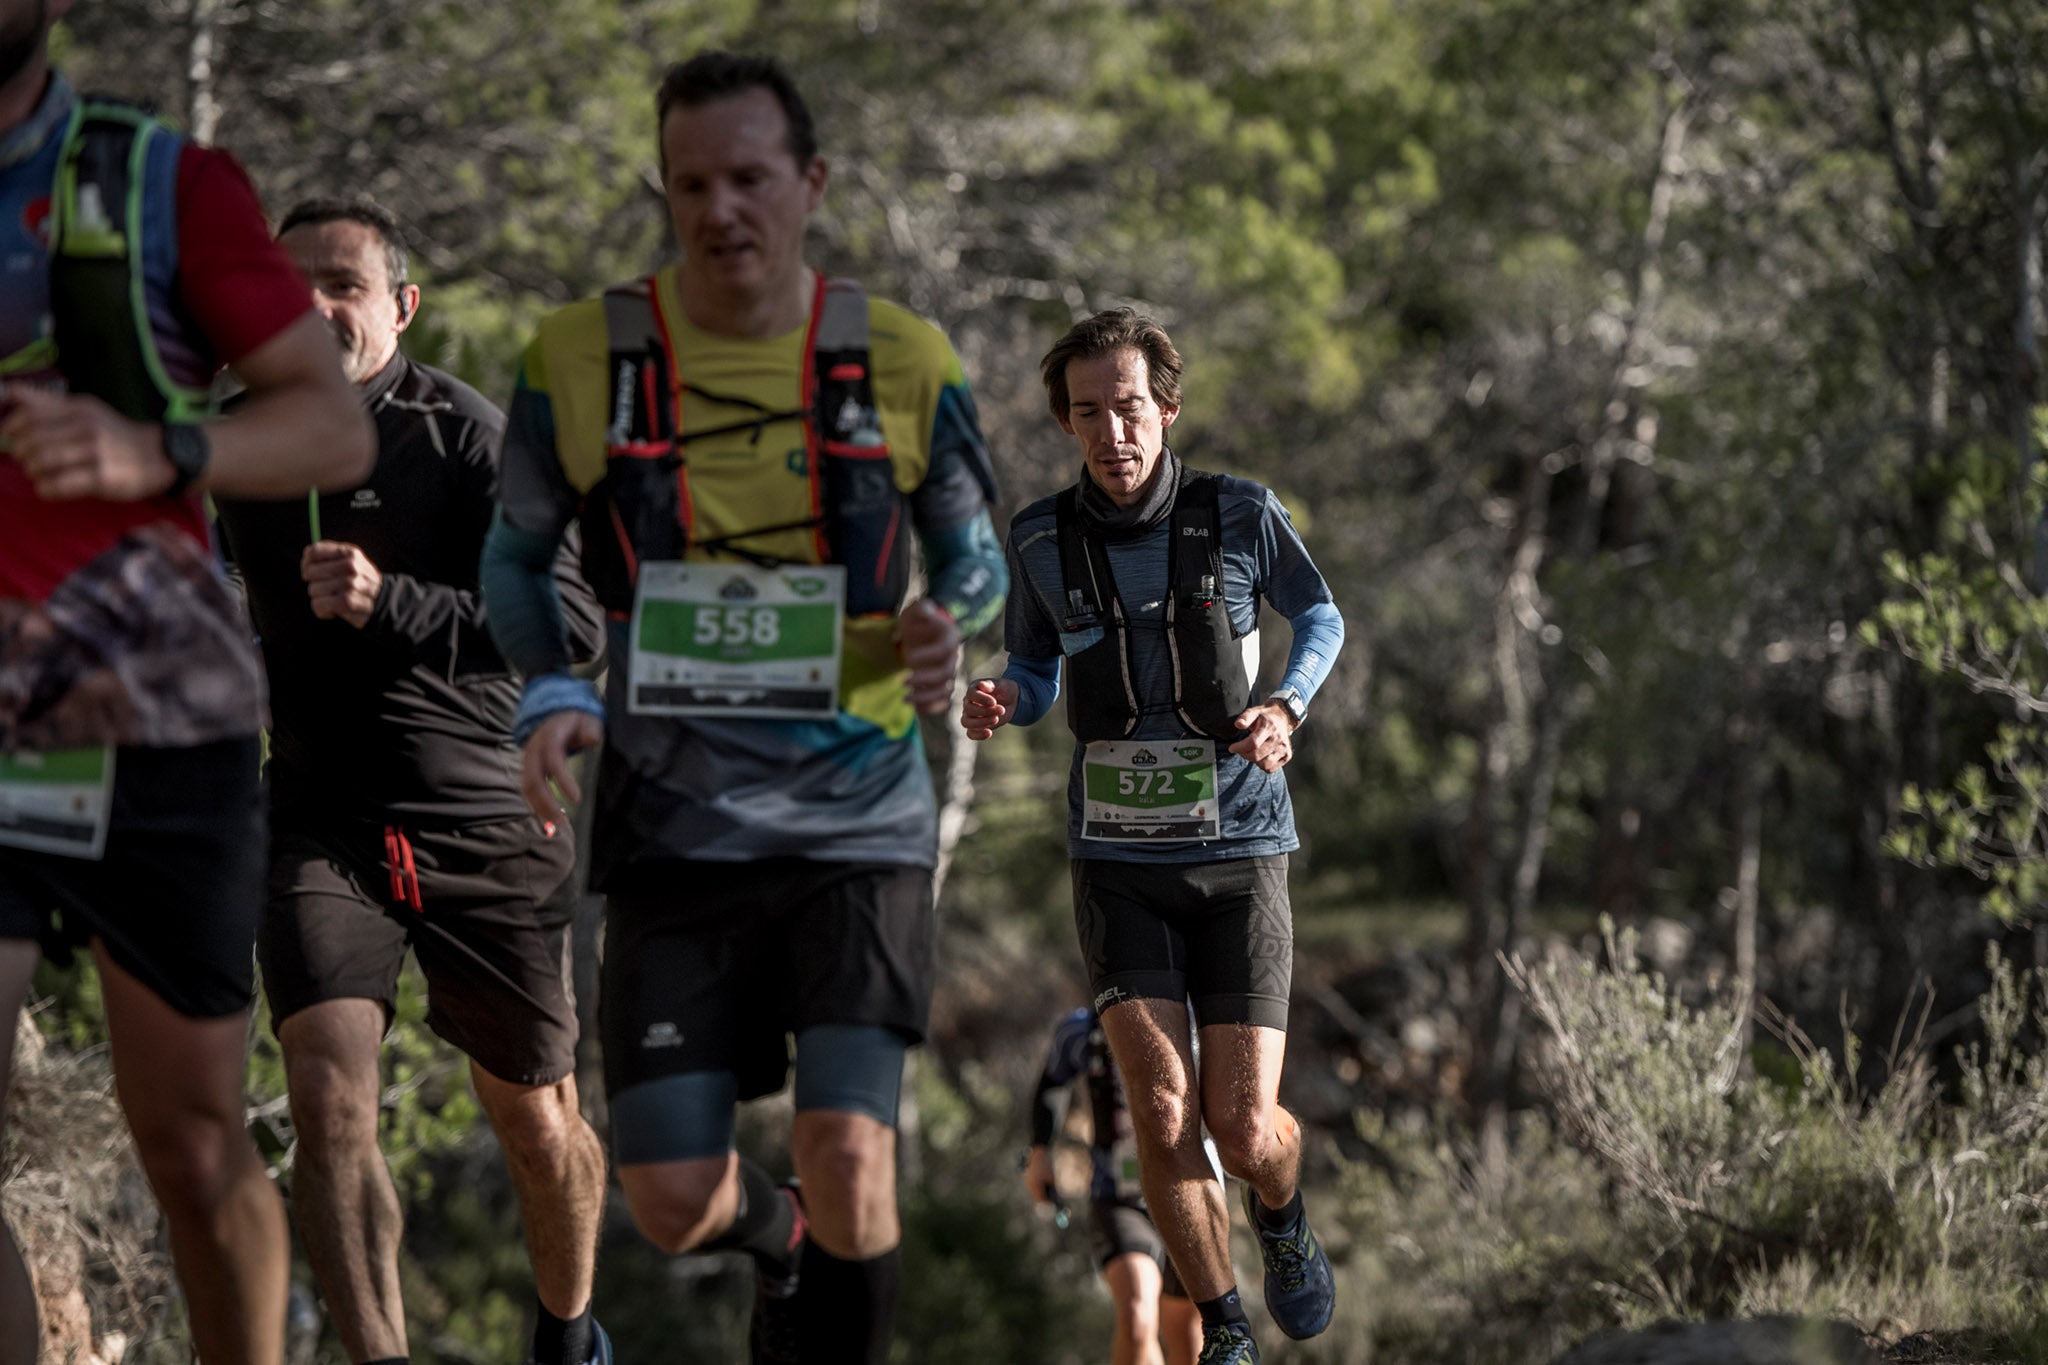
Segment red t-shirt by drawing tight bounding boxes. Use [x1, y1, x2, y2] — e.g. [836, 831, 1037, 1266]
[0, 144, 311, 601]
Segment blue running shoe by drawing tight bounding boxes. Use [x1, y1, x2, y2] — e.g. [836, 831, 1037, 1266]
[1196, 1322, 1260, 1364]
[1243, 1185, 1335, 1340]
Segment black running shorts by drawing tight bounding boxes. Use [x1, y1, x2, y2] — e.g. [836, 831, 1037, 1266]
[259, 814, 581, 1086]
[600, 858, 934, 1104]
[1071, 855, 1292, 1031]
[1090, 1197, 1188, 1298]
[0, 738, 265, 1019]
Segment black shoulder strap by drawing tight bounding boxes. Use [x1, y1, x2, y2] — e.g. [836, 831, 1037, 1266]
[599, 279, 677, 454]
[1169, 468, 1225, 611]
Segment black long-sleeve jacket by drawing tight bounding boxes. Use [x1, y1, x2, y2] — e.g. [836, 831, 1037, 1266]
[217, 352, 602, 828]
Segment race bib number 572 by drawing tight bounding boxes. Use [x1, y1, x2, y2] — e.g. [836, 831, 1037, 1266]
[1081, 740, 1219, 842]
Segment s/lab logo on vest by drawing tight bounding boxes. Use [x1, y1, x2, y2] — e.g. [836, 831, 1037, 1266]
[641, 1022, 684, 1049]
[607, 359, 636, 445]
[1181, 525, 1209, 536]
[719, 576, 759, 601]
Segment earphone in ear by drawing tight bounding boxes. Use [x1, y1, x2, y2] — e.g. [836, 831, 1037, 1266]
[395, 292, 413, 324]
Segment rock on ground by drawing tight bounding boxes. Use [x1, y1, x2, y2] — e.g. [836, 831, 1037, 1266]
[1550, 1318, 1884, 1365]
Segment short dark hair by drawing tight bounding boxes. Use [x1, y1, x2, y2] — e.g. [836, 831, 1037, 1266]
[277, 197, 409, 293]
[1040, 308, 1184, 421]
[655, 51, 818, 169]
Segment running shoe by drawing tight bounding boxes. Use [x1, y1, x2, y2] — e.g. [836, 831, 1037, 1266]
[1196, 1322, 1260, 1364]
[1243, 1185, 1335, 1340]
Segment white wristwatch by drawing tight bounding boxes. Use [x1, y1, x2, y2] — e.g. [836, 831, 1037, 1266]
[1269, 686, 1307, 728]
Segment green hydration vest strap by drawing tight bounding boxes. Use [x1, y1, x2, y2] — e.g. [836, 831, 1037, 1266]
[48, 99, 216, 425]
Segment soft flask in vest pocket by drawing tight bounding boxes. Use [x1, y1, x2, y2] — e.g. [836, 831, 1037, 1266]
[817, 353, 909, 617]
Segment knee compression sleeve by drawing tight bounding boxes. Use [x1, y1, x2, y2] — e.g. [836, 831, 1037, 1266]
[792, 1025, 906, 1127]
[609, 1070, 739, 1166]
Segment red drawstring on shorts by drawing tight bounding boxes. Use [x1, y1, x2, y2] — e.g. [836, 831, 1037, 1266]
[383, 825, 423, 913]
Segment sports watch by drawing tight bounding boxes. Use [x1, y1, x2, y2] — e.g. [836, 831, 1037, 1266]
[161, 420, 211, 496]
[1269, 686, 1307, 729]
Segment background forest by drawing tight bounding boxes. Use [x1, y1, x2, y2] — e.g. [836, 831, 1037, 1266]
[8, 0, 2048, 1361]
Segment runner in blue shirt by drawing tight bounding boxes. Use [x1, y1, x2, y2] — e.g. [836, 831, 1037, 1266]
[963, 309, 1345, 1365]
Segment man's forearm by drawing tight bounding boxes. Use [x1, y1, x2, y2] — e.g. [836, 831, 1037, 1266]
[202, 313, 373, 497]
[481, 509, 574, 679]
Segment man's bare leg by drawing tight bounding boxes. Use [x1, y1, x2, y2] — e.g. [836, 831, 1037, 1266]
[1098, 999, 1234, 1301]
[469, 1063, 605, 1322]
[98, 944, 288, 1365]
[279, 998, 408, 1362]
[1194, 1023, 1298, 1208]
[1102, 1251, 1165, 1365]
[1160, 1291, 1203, 1365]
[0, 939, 41, 1365]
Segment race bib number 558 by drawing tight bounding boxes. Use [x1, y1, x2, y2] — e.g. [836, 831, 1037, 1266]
[628, 561, 845, 719]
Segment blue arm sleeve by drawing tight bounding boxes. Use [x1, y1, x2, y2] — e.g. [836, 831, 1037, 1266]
[1001, 653, 1061, 728]
[1279, 601, 1345, 705]
[481, 507, 572, 680]
[923, 509, 1008, 636]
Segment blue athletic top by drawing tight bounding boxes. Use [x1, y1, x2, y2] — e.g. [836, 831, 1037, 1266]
[1000, 469, 1343, 863]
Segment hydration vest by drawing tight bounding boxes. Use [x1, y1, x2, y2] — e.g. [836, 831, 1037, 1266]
[577, 273, 911, 619]
[7, 99, 214, 424]
[1055, 466, 1251, 742]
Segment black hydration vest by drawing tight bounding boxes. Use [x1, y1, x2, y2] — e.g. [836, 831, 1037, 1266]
[1055, 466, 1251, 742]
[576, 274, 911, 619]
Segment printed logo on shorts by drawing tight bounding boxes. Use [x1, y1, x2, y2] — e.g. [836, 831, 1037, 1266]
[350, 488, 382, 510]
[641, 1021, 684, 1048]
[1094, 986, 1127, 1011]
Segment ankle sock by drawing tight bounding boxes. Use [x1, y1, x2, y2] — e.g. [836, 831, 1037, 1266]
[795, 1238, 900, 1364]
[1197, 1288, 1250, 1330]
[531, 1299, 594, 1365]
[1251, 1187, 1304, 1235]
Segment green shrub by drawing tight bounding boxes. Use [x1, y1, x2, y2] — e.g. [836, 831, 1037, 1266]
[1333, 928, 2048, 1363]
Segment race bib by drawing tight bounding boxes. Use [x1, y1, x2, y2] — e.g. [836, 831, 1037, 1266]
[0, 747, 115, 860]
[1081, 740, 1220, 842]
[628, 562, 844, 719]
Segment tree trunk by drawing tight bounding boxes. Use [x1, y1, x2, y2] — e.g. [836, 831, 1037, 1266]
[1729, 709, 1763, 1075]
[185, 0, 228, 144]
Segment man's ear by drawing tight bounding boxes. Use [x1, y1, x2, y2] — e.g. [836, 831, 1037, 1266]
[394, 285, 421, 330]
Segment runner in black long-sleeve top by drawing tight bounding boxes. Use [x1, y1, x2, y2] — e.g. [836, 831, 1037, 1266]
[214, 197, 612, 1365]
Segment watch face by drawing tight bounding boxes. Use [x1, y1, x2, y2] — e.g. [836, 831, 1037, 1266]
[164, 422, 210, 493]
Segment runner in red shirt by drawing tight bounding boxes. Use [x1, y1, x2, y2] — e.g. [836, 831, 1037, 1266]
[0, 2, 373, 1361]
